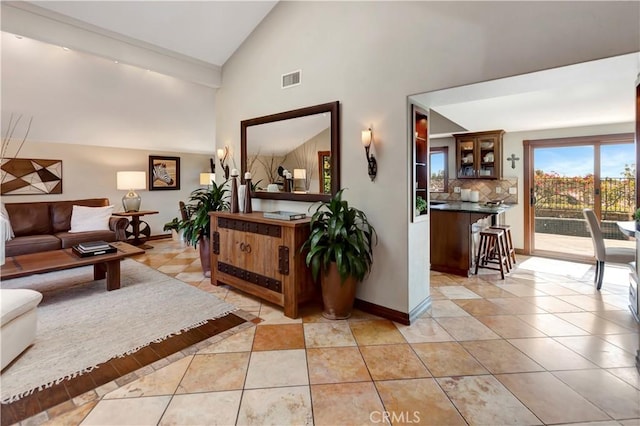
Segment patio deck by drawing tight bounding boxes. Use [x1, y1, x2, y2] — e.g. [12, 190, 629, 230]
[535, 232, 635, 259]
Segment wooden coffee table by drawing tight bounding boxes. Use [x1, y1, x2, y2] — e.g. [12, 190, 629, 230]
[0, 242, 145, 291]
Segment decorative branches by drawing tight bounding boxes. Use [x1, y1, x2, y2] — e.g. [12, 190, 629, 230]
[292, 140, 316, 191]
[247, 148, 261, 178]
[2, 113, 32, 160]
[258, 153, 287, 184]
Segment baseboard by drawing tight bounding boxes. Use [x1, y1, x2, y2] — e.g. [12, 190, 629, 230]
[408, 295, 432, 323]
[354, 298, 410, 325]
[148, 234, 172, 241]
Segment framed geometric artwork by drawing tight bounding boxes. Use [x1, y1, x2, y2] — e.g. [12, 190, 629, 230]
[1, 158, 62, 195]
[149, 155, 180, 191]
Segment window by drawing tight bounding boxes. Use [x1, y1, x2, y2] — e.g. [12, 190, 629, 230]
[429, 147, 448, 192]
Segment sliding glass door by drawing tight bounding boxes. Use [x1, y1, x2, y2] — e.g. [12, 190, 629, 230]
[525, 135, 635, 261]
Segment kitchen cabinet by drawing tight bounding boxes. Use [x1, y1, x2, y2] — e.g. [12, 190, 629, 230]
[210, 211, 316, 318]
[455, 130, 504, 179]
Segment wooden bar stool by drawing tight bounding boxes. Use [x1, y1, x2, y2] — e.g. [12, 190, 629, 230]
[490, 224, 516, 269]
[474, 228, 509, 279]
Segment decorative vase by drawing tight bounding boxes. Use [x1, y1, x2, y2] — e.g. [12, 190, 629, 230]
[230, 175, 239, 213]
[320, 262, 357, 319]
[244, 178, 253, 213]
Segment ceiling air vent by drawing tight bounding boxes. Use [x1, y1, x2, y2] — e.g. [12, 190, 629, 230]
[281, 70, 301, 89]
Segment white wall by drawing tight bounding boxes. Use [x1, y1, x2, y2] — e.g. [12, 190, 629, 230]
[1, 32, 217, 154]
[1, 29, 218, 240]
[216, 1, 639, 316]
[2, 141, 212, 237]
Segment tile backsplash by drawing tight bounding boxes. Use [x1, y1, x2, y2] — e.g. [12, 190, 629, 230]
[430, 178, 518, 204]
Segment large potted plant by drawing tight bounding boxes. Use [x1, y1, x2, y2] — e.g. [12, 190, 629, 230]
[302, 189, 377, 319]
[180, 180, 229, 277]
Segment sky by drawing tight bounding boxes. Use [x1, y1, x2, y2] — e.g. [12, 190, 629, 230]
[534, 143, 635, 178]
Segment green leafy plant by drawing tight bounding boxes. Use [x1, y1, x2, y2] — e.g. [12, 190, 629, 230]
[416, 195, 427, 213]
[302, 189, 377, 283]
[633, 208, 640, 222]
[163, 217, 181, 232]
[179, 180, 230, 247]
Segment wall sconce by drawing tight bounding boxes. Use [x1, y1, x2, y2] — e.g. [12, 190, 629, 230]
[116, 171, 146, 212]
[361, 128, 377, 181]
[217, 146, 230, 180]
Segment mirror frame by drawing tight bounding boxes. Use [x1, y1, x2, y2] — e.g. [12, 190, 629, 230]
[241, 101, 340, 202]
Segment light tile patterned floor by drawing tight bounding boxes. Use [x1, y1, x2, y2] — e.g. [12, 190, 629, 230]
[22, 239, 640, 425]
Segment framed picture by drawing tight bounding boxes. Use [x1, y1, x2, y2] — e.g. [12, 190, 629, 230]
[317, 151, 331, 194]
[1, 158, 63, 195]
[149, 155, 180, 190]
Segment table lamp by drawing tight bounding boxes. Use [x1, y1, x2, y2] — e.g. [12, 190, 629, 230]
[293, 168, 307, 191]
[199, 173, 216, 186]
[117, 171, 146, 212]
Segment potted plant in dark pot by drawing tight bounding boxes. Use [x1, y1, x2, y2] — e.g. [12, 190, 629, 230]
[180, 180, 229, 277]
[302, 189, 377, 319]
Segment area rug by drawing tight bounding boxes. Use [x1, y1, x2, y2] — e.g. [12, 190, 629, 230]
[0, 259, 239, 403]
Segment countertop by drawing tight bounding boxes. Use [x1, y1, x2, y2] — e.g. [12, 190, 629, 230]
[429, 201, 513, 215]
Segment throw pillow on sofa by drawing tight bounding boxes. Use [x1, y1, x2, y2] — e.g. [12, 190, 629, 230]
[69, 205, 115, 233]
[0, 203, 14, 241]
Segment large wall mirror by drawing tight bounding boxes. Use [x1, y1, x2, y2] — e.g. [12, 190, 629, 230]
[241, 101, 340, 202]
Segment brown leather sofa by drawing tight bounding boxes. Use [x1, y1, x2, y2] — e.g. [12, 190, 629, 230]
[4, 198, 128, 257]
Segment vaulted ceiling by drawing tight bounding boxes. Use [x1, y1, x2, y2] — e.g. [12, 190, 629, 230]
[5, 2, 640, 135]
[29, 1, 278, 67]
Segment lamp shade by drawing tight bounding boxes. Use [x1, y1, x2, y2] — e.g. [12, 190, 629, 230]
[361, 129, 372, 147]
[117, 171, 146, 190]
[293, 169, 306, 179]
[200, 173, 216, 185]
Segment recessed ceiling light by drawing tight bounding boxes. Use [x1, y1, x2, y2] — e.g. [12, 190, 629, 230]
[114, 60, 119, 64]
[62, 47, 70, 51]
[14, 35, 22, 39]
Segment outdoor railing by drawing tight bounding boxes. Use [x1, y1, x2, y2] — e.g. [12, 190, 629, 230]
[534, 176, 635, 220]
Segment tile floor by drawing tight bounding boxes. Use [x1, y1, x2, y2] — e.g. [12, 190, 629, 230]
[17, 239, 640, 425]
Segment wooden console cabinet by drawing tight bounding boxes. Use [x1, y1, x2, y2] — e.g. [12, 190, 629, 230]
[209, 211, 316, 318]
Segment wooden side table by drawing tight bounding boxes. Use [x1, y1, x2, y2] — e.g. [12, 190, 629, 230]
[113, 210, 159, 248]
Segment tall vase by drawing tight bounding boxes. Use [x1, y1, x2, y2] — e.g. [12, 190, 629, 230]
[230, 175, 239, 213]
[244, 178, 253, 213]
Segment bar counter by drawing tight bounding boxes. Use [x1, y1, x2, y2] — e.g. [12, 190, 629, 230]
[430, 202, 513, 276]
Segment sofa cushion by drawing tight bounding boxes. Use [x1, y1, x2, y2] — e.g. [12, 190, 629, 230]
[5, 235, 61, 257]
[0, 289, 43, 325]
[1, 203, 14, 241]
[51, 198, 110, 233]
[69, 205, 114, 233]
[55, 230, 117, 249]
[5, 203, 50, 237]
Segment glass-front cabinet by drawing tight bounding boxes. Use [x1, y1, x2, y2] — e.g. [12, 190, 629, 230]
[455, 130, 504, 179]
[413, 106, 428, 217]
